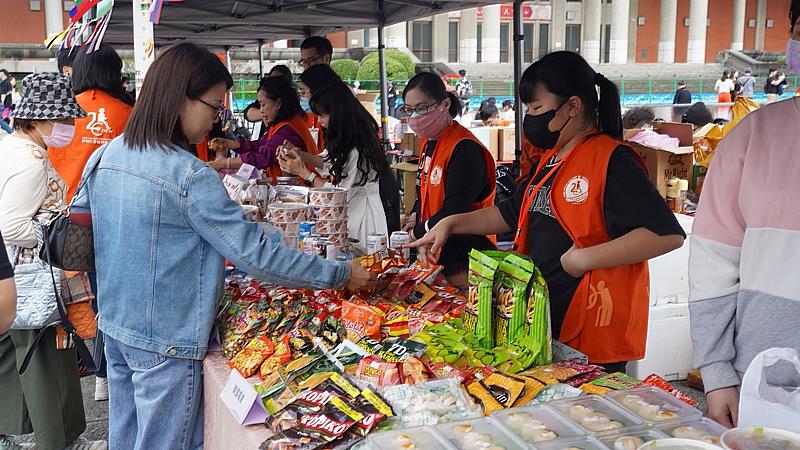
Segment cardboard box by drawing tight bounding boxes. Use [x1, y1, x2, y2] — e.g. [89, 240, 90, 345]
[360, 101, 379, 123]
[469, 126, 499, 160]
[400, 132, 420, 157]
[497, 126, 517, 162]
[624, 122, 694, 198]
[391, 161, 419, 215]
[355, 92, 379, 102]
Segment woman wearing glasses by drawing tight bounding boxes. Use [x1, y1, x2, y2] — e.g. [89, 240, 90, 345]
[401, 72, 496, 291]
[209, 77, 318, 180]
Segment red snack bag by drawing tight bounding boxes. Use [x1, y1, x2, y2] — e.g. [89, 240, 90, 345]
[556, 360, 606, 375]
[340, 300, 382, 341]
[229, 336, 275, 378]
[429, 362, 468, 381]
[564, 371, 607, 388]
[400, 356, 430, 385]
[640, 374, 698, 406]
[355, 355, 403, 387]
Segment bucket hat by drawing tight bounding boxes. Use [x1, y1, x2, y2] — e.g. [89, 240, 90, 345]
[12, 72, 86, 120]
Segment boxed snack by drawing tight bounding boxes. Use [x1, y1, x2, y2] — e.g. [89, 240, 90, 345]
[654, 417, 727, 446]
[367, 426, 455, 450]
[437, 417, 528, 450]
[599, 428, 670, 450]
[312, 205, 349, 220]
[268, 202, 309, 223]
[309, 187, 348, 207]
[492, 404, 585, 444]
[314, 219, 349, 235]
[380, 378, 482, 427]
[466, 250, 500, 349]
[535, 436, 609, 450]
[493, 254, 534, 347]
[548, 395, 644, 435]
[607, 386, 702, 424]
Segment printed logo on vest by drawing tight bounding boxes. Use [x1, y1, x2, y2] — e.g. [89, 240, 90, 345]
[430, 166, 443, 185]
[564, 176, 589, 204]
[588, 280, 613, 328]
[86, 108, 112, 137]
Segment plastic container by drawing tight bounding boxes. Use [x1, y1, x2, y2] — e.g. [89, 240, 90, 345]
[636, 438, 723, 449]
[655, 417, 727, 447]
[599, 428, 670, 450]
[240, 204, 259, 221]
[721, 427, 800, 450]
[491, 404, 585, 444]
[607, 386, 702, 424]
[380, 378, 482, 428]
[549, 395, 645, 435]
[267, 202, 309, 223]
[437, 417, 528, 450]
[536, 436, 610, 450]
[312, 205, 349, 220]
[367, 426, 456, 450]
[314, 219, 348, 235]
[309, 187, 348, 206]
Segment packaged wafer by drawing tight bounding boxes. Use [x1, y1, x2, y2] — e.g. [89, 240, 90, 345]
[526, 263, 552, 365]
[466, 250, 500, 349]
[494, 254, 534, 347]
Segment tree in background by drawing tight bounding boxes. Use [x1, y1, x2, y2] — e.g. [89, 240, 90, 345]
[360, 50, 415, 78]
[330, 59, 360, 81]
[356, 58, 411, 87]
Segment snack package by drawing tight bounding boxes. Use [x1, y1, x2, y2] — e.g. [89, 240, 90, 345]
[639, 374, 698, 406]
[564, 371, 606, 388]
[526, 263, 552, 365]
[531, 383, 584, 404]
[340, 300, 382, 341]
[263, 382, 344, 437]
[483, 372, 526, 408]
[466, 380, 505, 415]
[381, 377, 481, 427]
[354, 336, 383, 355]
[494, 254, 534, 347]
[511, 374, 547, 407]
[522, 364, 579, 385]
[229, 336, 275, 378]
[466, 250, 500, 349]
[589, 372, 642, 391]
[580, 384, 612, 396]
[260, 402, 358, 450]
[355, 355, 403, 388]
[376, 337, 427, 363]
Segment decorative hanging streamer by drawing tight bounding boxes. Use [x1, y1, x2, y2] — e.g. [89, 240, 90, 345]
[70, 0, 101, 24]
[148, 0, 165, 24]
[45, 1, 114, 50]
[87, 12, 113, 53]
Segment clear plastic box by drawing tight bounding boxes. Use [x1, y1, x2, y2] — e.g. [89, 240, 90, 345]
[654, 417, 727, 447]
[598, 428, 670, 449]
[535, 436, 611, 450]
[437, 417, 529, 450]
[606, 387, 702, 424]
[367, 426, 456, 450]
[721, 427, 800, 450]
[491, 404, 586, 445]
[548, 395, 645, 435]
[637, 438, 725, 449]
[380, 378, 482, 427]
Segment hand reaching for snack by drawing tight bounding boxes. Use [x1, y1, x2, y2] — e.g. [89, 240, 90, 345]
[278, 148, 307, 177]
[209, 138, 239, 153]
[345, 261, 375, 291]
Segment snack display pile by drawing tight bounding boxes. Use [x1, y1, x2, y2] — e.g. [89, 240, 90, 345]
[215, 249, 754, 449]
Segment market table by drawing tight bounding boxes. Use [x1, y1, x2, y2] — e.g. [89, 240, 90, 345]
[204, 350, 270, 450]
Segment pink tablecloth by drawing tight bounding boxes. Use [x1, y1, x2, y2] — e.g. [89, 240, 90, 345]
[203, 351, 271, 450]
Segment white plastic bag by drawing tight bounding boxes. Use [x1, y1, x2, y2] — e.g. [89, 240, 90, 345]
[738, 347, 800, 433]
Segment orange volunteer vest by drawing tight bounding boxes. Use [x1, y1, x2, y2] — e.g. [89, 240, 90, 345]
[265, 113, 319, 181]
[514, 133, 650, 363]
[418, 122, 497, 222]
[49, 89, 133, 201]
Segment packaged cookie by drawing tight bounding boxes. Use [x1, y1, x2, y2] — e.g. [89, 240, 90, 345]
[525, 263, 552, 366]
[493, 254, 534, 347]
[466, 250, 500, 350]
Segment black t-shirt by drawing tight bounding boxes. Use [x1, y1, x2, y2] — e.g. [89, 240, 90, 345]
[765, 77, 779, 94]
[0, 231, 13, 280]
[0, 80, 12, 109]
[414, 139, 494, 276]
[497, 145, 686, 338]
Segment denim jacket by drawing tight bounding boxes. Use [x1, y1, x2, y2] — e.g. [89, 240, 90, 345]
[74, 137, 350, 360]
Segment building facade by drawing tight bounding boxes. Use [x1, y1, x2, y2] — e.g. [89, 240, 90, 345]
[1, 0, 74, 45]
[341, 0, 790, 65]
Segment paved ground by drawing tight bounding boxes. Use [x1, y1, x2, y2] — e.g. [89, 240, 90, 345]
[15, 376, 707, 446]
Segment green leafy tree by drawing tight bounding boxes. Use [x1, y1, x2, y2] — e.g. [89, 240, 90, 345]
[330, 59, 360, 81]
[356, 58, 411, 85]
[361, 50, 416, 78]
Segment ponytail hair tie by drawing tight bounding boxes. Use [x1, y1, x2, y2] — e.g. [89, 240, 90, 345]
[594, 72, 604, 85]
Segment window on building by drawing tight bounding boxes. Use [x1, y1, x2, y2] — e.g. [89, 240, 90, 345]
[565, 24, 581, 54]
[524, 23, 535, 63]
[602, 24, 611, 63]
[411, 21, 433, 63]
[500, 22, 510, 63]
[448, 21, 459, 62]
[363, 29, 369, 47]
[29, 0, 41, 10]
[64, 1, 75, 11]
[641, 48, 648, 60]
[538, 23, 550, 59]
[477, 23, 482, 62]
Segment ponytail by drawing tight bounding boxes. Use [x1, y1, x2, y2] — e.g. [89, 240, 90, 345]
[594, 74, 622, 139]
[447, 92, 462, 118]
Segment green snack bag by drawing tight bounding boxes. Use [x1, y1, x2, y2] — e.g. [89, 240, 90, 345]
[467, 249, 500, 349]
[494, 254, 534, 347]
[589, 372, 642, 390]
[526, 264, 553, 365]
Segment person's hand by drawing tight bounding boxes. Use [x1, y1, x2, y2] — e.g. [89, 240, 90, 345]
[209, 138, 238, 153]
[706, 387, 739, 428]
[560, 244, 589, 278]
[345, 261, 375, 291]
[404, 218, 453, 265]
[402, 212, 417, 234]
[278, 149, 307, 177]
[207, 158, 225, 171]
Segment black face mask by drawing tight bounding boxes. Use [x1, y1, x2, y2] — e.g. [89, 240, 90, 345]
[523, 103, 571, 150]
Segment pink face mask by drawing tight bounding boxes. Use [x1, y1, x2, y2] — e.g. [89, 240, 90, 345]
[407, 102, 451, 139]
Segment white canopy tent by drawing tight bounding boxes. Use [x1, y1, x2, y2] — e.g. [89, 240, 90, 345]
[103, 0, 526, 166]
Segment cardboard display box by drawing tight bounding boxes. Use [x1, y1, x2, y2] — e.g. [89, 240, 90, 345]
[469, 126, 500, 160]
[400, 132, 421, 157]
[390, 161, 419, 216]
[497, 126, 517, 162]
[623, 122, 694, 199]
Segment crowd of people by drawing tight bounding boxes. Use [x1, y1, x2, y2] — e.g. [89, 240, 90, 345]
[1, 2, 799, 448]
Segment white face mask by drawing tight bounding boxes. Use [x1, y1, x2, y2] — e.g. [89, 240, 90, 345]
[38, 121, 76, 148]
[787, 39, 800, 75]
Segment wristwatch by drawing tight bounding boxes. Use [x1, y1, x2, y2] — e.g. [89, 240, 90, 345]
[303, 171, 317, 187]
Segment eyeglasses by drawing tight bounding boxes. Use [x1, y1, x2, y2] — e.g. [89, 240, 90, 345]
[399, 100, 444, 117]
[298, 55, 323, 68]
[197, 98, 225, 122]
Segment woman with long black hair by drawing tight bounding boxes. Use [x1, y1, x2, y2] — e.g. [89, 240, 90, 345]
[410, 52, 685, 371]
[279, 82, 389, 255]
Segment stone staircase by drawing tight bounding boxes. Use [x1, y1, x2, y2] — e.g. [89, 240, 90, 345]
[448, 61, 727, 81]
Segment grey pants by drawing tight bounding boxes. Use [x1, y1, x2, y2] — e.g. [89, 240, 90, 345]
[0, 328, 86, 450]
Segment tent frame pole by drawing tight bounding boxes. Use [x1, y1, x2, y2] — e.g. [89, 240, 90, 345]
[225, 46, 235, 117]
[513, 0, 524, 175]
[377, 0, 391, 151]
[258, 39, 265, 77]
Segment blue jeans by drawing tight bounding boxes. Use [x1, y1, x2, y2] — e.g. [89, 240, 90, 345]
[88, 272, 107, 378]
[0, 119, 12, 134]
[105, 335, 204, 450]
